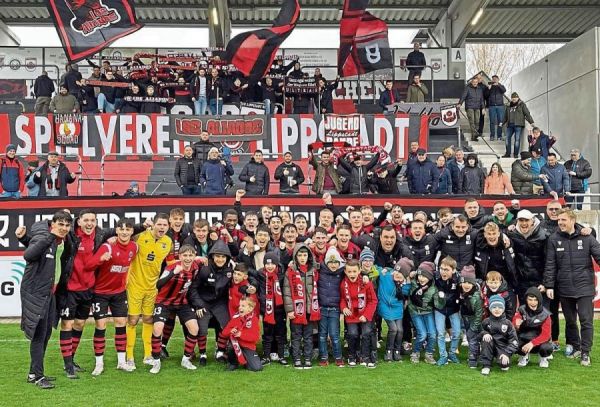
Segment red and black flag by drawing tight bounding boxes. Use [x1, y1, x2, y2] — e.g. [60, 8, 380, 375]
[338, 0, 393, 78]
[225, 0, 300, 81]
[45, 0, 143, 63]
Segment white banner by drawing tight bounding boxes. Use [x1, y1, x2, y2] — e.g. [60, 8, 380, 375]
[0, 256, 25, 317]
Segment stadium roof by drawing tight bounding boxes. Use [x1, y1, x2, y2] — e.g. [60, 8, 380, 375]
[1, 0, 599, 43]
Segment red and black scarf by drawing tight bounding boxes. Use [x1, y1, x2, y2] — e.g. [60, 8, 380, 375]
[287, 266, 320, 324]
[229, 311, 255, 365]
[343, 277, 367, 316]
[46, 164, 61, 191]
[264, 268, 283, 324]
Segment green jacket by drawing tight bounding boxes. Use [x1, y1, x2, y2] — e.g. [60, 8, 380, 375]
[309, 154, 342, 194]
[407, 280, 438, 315]
[406, 83, 429, 103]
[504, 100, 534, 127]
[511, 160, 539, 194]
[460, 288, 484, 332]
[49, 94, 79, 114]
[362, 265, 380, 292]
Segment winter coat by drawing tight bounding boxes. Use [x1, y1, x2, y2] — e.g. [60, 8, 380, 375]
[239, 159, 270, 195]
[377, 270, 411, 321]
[174, 156, 202, 187]
[459, 84, 485, 110]
[509, 219, 547, 287]
[20, 220, 73, 339]
[378, 89, 402, 110]
[200, 158, 234, 196]
[511, 160, 538, 194]
[318, 263, 343, 308]
[473, 230, 517, 287]
[369, 164, 402, 194]
[407, 280, 438, 315]
[484, 173, 514, 195]
[563, 157, 592, 193]
[541, 162, 570, 195]
[309, 154, 342, 194]
[479, 314, 519, 355]
[433, 272, 461, 316]
[0, 156, 25, 193]
[484, 83, 506, 107]
[98, 81, 119, 104]
[447, 158, 466, 194]
[460, 286, 484, 332]
[544, 225, 600, 298]
[460, 165, 486, 194]
[188, 241, 233, 309]
[49, 94, 79, 114]
[338, 154, 380, 194]
[25, 168, 41, 197]
[434, 166, 452, 194]
[63, 69, 82, 95]
[374, 238, 414, 269]
[482, 280, 515, 319]
[115, 93, 141, 113]
[434, 225, 477, 271]
[513, 292, 551, 345]
[339, 277, 378, 323]
[528, 132, 555, 158]
[283, 244, 318, 315]
[192, 140, 217, 165]
[34, 161, 76, 197]
[318, 79, 338, 113]
[406, 50, 426, 73]
[405, 234, 438, 265]
[504, 100, 534, 127]
[406, 83, 428, 103]
[274, 162, 305, 194]
[77, 86, 98, 112]
[248, 265, 285, 315]
[189, 74, 208, 99]
[407, 158, 438, 194]
[34, 75, 55, 98]
[466, 208, 493, 230]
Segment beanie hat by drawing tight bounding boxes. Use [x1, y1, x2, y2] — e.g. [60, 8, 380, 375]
[417, 261, 435, 281]
[130, 181, 138, 188]
[325, 247, 345, 267]
[488, 294, 505, 311]
[6, 144, 16, 153]
[511, 92, 519, 98]
[359, 247, 375, 263]
[520, 151, 532, 160]
[28, 160, 39, 168]
[460, 265, 477, 285]
[394, 257, 414, 278]
[264, 251, 280, 266]
[525, 286, 543, 308]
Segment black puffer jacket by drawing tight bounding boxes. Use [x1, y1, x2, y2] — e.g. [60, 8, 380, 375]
[20, 220, 74, 339]
[516, 287, 551, 342]
[478, 314, 519, 355]
[434, 225, 478, 271]
[188, 240, 233, 308]
[249, 264, 285, 315]
[459, 155, 486, 194]
[563, 157, 592, 193]
[374, 238, 414, 268]
[508, 218, 547, 286]
[274, 162, 305, 194]
[433, 272, 461, 316]
[192, 140, 217, 165]
[174, 156, 202, 187]
[318, 262, 344, 308]
[473, 229, 517, 287]
[239, 159, 270, 195]
[544, 225, 600, 298]
[338, 154, 380, 194]
[405, 234, 438, 265]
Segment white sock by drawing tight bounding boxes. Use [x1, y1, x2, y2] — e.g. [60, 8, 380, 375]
[95, 356, 104, 365]
[117, 352, 126, 365]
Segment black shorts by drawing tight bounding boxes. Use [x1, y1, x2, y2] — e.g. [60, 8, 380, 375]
[153, 303, 196, 324]
[92, 291, 128, 319]
[59, 289, 93, 321]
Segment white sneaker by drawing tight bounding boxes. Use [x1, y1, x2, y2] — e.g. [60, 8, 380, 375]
[481, 367, 490, 376]
[270, 353, 280, 362]
[215, 350, 226, 362]
[539, 357, 549, 368]
[143, 356, 154, 366]
[461, 334, 469, 347]
[445, 333, 451, 343]
[149, 359, 161, 374]
[91, 364, 104, 377]
[518, 354, 529, 367]
[181, 356, 197, 370]
[117, 362, 135, 372]
[500, 367, 510, 372]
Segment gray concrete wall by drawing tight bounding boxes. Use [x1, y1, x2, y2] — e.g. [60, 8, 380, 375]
[511, 27, 600, 192]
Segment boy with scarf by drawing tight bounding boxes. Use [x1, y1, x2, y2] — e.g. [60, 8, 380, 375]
[378, 258, 412, 362]
[250, 252, 287, 365]
[408, 261, 438, 364]
[433, 256, 462, 366]
[513, 287, 553, 368]
[228, 263, 257, 318]
[318, 247, 346, 367]
[459, 265, 484, 368]
[340, 259, 378, 368]
[222, 298, 262, 372]
[283, 244, 320, 369]
[480, 295, 519, 375]
[482, 271, 515, 319]
[360, 248, 382, 359]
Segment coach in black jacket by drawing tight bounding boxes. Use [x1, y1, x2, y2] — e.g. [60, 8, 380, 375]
[544, 209, 600, 364]
[20, 212, 73, 389]
[434, 215, 478, 271]
[274, 152, 305, 194]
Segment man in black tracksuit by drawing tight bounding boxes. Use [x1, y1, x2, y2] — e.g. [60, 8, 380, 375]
[434, 215, 477, 271]
[473, 225, 518, 287]
[405, 219, 438, 265]
[274, 152, 305, 194]
[373, 226, 414, 268]
[479, 295, 519, 375]
[20, 211, 73, 389]
[544, 209, 600, 366]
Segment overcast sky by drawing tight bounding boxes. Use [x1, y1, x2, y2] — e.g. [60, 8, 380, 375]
[9, 25, 419, 49]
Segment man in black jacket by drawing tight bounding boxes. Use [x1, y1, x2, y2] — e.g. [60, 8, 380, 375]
[33, 151, 76, 197]
[34, 71, 55, 115]
[239, 150, 270, 195]
[544, 208, 600, 366]
[406, 43, 426, 85]
[317, 77, 339, 114]
[274, 152, 304, 194]
[434, 215, 478, 271]
[485, 75, 506, 141]
[564, 148, 592, 210]
[373, 225, 414, 268]
[378, 80, 401, 112]
[20, 211, 73, 389]
[174, 145, 202, 195]
[459, 77, 485, 141]
[192, 131, 216, 166]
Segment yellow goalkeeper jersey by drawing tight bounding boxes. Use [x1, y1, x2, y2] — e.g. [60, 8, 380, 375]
[127, 229, 173, 291]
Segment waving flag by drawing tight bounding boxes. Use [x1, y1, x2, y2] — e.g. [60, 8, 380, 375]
[338, 0, 393, 77]
[225, 0, 300, 81]
[45, 0, 143, 63]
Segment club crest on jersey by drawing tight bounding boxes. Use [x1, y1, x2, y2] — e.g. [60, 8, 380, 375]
[246, 319, 253, 328]
[227, 272, 232, 278]
[358, 294, 366, 310]
[501, 324, 508, 333]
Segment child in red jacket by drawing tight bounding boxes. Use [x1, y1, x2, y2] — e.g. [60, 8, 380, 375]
[222, 297, 262, 372]
[340, 259, 378, 368]
[228, 263, 258, 317]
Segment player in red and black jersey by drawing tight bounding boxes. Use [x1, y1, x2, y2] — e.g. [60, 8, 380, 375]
[86, 218, 138, 376]
[149, 244, 200, 374]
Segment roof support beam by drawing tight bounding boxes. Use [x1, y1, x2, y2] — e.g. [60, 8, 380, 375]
[0, 20, 20, 46]
[429, 0, 489, 48]
[208, 0, 230, 48]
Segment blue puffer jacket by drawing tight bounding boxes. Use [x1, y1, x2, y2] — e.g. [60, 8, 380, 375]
[200, 158, 234, 195]
[541, 162, 570, 194]
[317, 263, 344, 308]
[530, 156, 546, 186]
[407, 158, 438, 194]
[434, 166, 452, 194]
[377, 269, 411, 321]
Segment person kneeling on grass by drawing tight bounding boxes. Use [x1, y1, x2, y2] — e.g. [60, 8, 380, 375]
[480, 295, 519, 376]
[513, 287, 553, 369]
[150, 245, 200, 374]
[223, 297, 262, 372]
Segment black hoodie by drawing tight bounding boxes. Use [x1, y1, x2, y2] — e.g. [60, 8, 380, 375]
[459, 154, 486, 194]
[515, 287, 551, 343]
[188, 240, 233, 308]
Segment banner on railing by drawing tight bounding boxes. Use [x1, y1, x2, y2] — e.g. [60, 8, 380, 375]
[54, 113, 83, 147]
[323, 113, 361, 142]
[0, 113, 429, 161]
[386, 102, 460, 129]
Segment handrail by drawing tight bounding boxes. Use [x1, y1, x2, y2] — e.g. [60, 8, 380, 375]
[100, 153, 181, 196]
[456, 106, 501, 160]
[0, 100, 25, 113]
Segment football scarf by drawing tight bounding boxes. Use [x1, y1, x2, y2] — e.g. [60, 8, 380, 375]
[225, 0, 300, 81]
[264, 268, 283, 325]
[45, 0, 143, 63]
[287, 266, 320, 324]
[410, 281, 433, 308]
[343, 277, 367, 315]
[229, 311, 255, 365]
